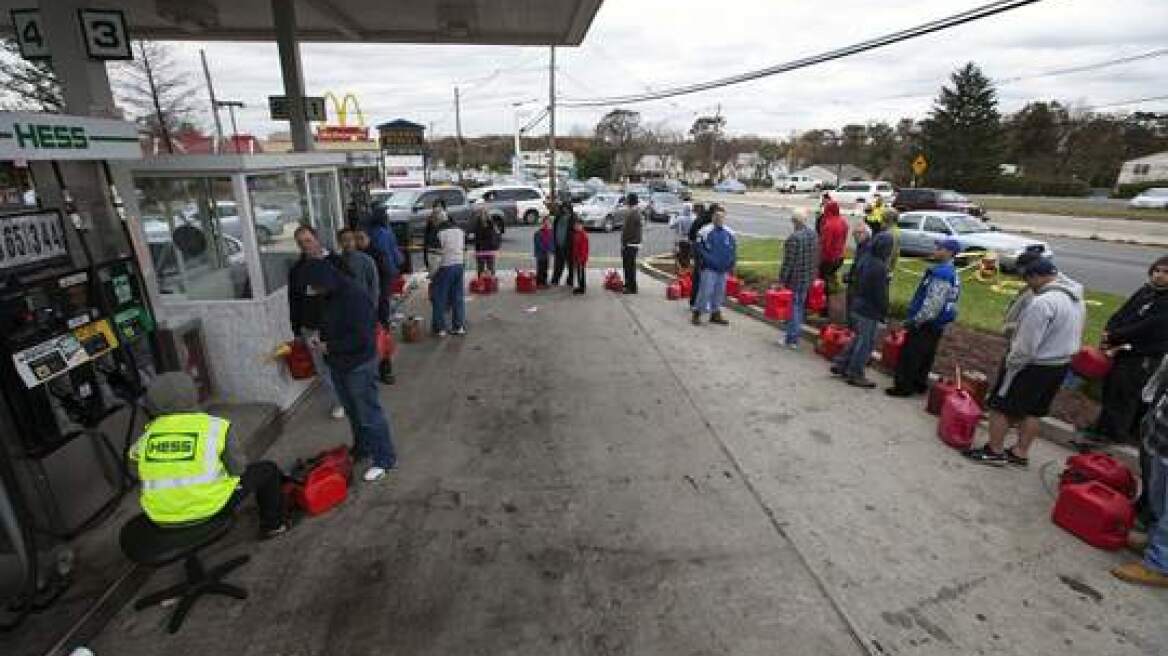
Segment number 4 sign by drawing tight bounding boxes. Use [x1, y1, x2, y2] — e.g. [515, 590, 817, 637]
[78, 9, 132, 60]
[10, 9, 49, 59]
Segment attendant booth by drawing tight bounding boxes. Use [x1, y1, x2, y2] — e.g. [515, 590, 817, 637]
[129, 153, 347, 410]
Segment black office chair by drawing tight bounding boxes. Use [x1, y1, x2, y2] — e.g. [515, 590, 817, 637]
[119, 513, 249, 633]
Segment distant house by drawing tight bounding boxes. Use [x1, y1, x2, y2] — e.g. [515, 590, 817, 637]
[720, 153, 787, 182]
[793, 164, 872, 187]
[635, 154, 683, 178]
[1117, 152, 1168, 186]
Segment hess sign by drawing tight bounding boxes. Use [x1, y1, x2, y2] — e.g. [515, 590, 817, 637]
[0, 112, 141, 161]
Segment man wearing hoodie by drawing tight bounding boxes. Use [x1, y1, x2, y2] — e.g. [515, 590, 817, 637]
[832, 234, 891, 387]
[692, 209, 736, 326]
[302, 260, 397, 482]
[886, 238, 961, 397]
[964, 259, 1084, 467]
[817, 197, 848, 292]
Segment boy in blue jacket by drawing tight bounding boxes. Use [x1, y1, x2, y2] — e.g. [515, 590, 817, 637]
[886, 238, 961, 397]
[692, 209, 736, 326]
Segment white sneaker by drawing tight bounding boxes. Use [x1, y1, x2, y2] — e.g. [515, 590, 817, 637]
[453, 327, 467, 336]
[787, 343, 799, 351]
[330, 405, 345, 420]
[437, 330, 448, 338]
[363, 466, 387, 482]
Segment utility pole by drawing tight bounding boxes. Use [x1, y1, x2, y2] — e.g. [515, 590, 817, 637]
[548, 45, 557, 199]
[217, 100, 245, 153]
[454, 86, 464, 185]
[200, 50, 225, 153]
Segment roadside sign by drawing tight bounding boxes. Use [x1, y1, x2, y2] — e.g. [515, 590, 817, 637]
[269, 96, 328, 122]
[0, 112, 141, 161]
[912, 154, 928, 177]
[11, 9, 50, 59]
[78, 9, 133, 60]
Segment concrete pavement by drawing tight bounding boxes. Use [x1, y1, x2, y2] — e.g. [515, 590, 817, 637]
[87, 272, 1165, 656]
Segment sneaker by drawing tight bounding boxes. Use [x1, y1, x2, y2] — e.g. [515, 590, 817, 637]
[330, 405, 345, 420]
[691, 311, 701, 325]
[884, 387, 913, 398]
[830, 365, 844, 376]
[453, 327, 467, 336]
[787, 343, 799, 351]
[846, 376, 876, 389]
[363, 466, 387, 482]
[1111, 562, 1168, 588]
[260, 522, 289, 540]
[1128, 531, 1149, 554]
[1003, 447, 1029, 468]
[710, 313, 729, 326]
[962, 445, 1007, 466]
[436, 330, 448, 338]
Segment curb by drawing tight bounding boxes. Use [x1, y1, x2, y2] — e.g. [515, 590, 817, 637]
[637, 258, 1122, 459]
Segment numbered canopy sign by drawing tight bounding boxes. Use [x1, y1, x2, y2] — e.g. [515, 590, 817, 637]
[78, 8, 132, 60]
[0, 112, 141, 161]
[10, 9, 49, 59]
[0, 211, 70, 276]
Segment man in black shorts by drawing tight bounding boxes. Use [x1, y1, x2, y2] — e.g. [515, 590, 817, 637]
[963, 258, 1085, 467]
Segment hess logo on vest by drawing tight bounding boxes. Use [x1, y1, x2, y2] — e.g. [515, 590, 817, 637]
[144, 433, 198, 462]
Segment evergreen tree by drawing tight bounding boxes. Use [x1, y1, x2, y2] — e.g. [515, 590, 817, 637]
[921, 63, 1003, 191]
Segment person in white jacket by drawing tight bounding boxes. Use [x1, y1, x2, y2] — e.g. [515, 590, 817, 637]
[430, 214, 467, 336]
[965, 259, 1084, 467]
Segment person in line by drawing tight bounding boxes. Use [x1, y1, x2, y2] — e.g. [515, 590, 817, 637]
[430, 211, 467, 336]
[815, 192, 833, 233]
[422, 202, 445, 274]
[964, 259, 1084, 467]
[1112, 354, 1168, 588]
[886, 238, 962, 397]
[670, 204, 697, 271]
[338, 228, 380, 307]
[472, 208, 501, 277]
[1001, 246, 1049, 339]
[533, 216, 554, 288]
[688, 204, 715, 309]
[363, 204, 404, 324]
[865, 196, 887, 235]
[619, 193, 645, 294]
[843, 222, 874, 325]
[571, 219, 589, 295]
[692, 209, 736, 326]
[302, 260, 397, 482]
[818, 197, 848, 292]
[832, 235, 892, 388]
[355, 225, 399, 386]
[550, 192, 577, 287]
[778, 210, 819, 349]
[132, 372, 289, 539]
[1083, 256, 1168, 445]
[288, 225, 346, 420]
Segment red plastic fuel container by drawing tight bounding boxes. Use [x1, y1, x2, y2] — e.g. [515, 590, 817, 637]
[284, 340, 316, 380]
[666, 283, 682, 300]
[516, 270, 537, 293]
[765, 288, 794, 320]
[806, 278, 827, 313]
[1052, 481, 1134, 550]
[880, 328, 906, 371]
[725, 275, 742, 298]
[1071, 346, 1113, 380]
[938, 389, 981, 449]
[926, 378, 959, 415]
[678, 275, 693, 298]
[736, 289, 760, 305]
[390, 275, 406, 295]
[1060, 453, 1138, 499]
[815, 324, 853, 360]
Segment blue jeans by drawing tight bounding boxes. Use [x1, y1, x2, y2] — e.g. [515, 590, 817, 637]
[430, 264, 466, 333]
[329, 357, 396, 469]
[834, 314, 878, 379]
[695, 270, 728, 314]
[1144, 451, 1168, 574]
[785, 284, 809, 345]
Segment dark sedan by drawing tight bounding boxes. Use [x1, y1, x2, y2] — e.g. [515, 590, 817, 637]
[892, 188, 987, 219]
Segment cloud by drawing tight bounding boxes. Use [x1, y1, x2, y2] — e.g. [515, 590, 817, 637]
[161, 0, 1168, 141]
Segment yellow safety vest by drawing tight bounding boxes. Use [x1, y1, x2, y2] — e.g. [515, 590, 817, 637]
[132, 413, 240, 525]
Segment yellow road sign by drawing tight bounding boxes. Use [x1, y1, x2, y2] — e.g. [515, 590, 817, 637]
[912, 154, 928, 176]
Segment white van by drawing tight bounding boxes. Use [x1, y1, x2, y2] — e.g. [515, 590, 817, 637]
[774, 174, 822, 193]
[830, 181, 896, 206]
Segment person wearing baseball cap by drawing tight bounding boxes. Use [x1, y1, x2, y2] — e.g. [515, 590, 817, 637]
[886, 238, 962, 397]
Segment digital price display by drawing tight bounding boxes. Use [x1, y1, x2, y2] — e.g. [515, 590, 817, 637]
[0, 211, 69, 274]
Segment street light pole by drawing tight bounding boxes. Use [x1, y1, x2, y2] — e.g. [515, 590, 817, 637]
[216, 100, 245, 153]
[548, 45, 556, 199]
[200, 50, 225, 154]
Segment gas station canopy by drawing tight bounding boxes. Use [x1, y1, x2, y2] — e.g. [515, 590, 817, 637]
[0, 0, 603, 45]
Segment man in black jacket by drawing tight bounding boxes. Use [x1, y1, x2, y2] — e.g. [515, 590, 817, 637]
[687, 204, 715, 308]
[288, 225, 346, 419]
[620, 194, 644, 294]
[831, 235, 891, 388]
[550, 191, 577, 287]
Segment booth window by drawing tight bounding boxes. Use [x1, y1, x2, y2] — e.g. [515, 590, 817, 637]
[135, 176, 251, 300]
[248, 171, 339, 295]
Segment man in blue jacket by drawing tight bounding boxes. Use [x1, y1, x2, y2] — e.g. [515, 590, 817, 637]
[692, 208, 736, 326]
[886, 238, 961, 397]
[303, 260, 397, 482]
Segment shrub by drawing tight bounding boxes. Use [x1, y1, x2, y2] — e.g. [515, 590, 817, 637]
[988, 176, 1091, 197]
[1113, 180, 1168, 199]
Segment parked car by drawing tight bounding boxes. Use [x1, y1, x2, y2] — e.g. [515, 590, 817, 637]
[369, 189, 395, 207]
[567, 181, 596, 203]
[468, 184, 547, 225]
[181, 200, 287, 244]
[378, 186, 478, 241]
[645, 192, 684, 223]
[1129, 187, 1168, 209]
[892, 188, 987, 219]
[623, 183, 651, 198]
[713, 179, 747, 194]
[575, 193, 626, 232]
[831, 180, 896, 206]
[774, 174, 822, 193]
[895, 211, 1051, 271]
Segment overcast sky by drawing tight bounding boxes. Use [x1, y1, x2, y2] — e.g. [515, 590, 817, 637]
[167, 0, 1168, 140]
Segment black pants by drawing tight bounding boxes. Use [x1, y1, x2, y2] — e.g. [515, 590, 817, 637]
[689, 259, 702, 307]
[475, 255, 496, 276]
[676, 241, 692, 270]
[894, 323, 945, 393]
[226, 461, 285, 531]
[575, 264, 586, 292]
[622, 246, 639, 292]
[536, 256, 549, 286]
[552, 247, 573, 285]
[1091, 355, 1156, 444]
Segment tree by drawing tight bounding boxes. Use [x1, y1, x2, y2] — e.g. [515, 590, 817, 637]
[113, 41, 200, 153]
[576, 145, 613, 181]
[594, 109, 643, 180]
[1003, 101, 1069, 177]
[0, 38, 63, 111]
[690, 114, 726, 181]
[920, 62, 1003, 191]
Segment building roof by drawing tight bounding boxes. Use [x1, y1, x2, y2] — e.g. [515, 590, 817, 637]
[376, 119, 426, 131]
[1125, 151, 1168, 165]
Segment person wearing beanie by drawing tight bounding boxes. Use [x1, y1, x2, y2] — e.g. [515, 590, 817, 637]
[131, 372, 289, 539]
[886, 238, 962, 397]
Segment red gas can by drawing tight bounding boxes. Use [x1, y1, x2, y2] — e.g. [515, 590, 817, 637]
[938, 389, 981, 449]
[736, 289, 760, 305]
[287, 446, 353, 516]
[1052, 481, 1134, 550]
[926, 378, 959, 415]
[806, 278, 827, 313]
[390, 275, 405, 295]
[604, 269, 624, 291]
[666, 283, 681, 300]
[678, 275, 693, 298]
[880, 328, 907, 371]
[1060, 453, 1138, 499]
[468, 277, 483, 294]
[725, 275, 742, 298]
[1071, 346, 1113, 380]
[516, 270, 537, 293]
[284, 340, 316, 379]
[815, 324, 854, 360]
[765, 288, 794, 321]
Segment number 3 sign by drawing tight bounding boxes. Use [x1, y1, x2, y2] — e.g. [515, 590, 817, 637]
[78, 9, 132, 60]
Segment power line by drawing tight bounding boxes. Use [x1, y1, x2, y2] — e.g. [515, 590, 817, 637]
[558, 0, 1047, 107]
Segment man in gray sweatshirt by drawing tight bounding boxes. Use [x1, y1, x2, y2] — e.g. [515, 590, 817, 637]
[965, 259, 1084, 467]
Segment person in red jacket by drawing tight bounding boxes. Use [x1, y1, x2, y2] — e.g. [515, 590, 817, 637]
[571, 221, 589, 295]
[818, 199, 849, 293]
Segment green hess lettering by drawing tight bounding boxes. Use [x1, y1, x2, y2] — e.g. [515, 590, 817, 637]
[13, 124, 90, 150]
